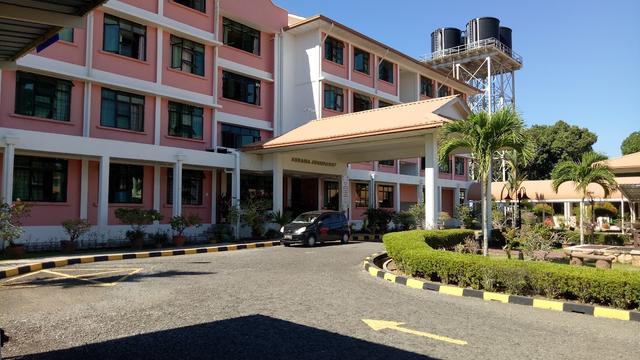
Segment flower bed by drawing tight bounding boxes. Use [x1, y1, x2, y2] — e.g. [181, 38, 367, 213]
[384, 230, 640, 310]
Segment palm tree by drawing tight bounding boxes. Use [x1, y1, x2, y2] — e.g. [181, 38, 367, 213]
[551, 152, 617, 245]
[503, 150, 527, 226]
[439, 108, 533, 256]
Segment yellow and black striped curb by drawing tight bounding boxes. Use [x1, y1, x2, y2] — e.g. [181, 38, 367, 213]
[0, 240, 281, 280]
[363, 252, 640, 322]
[352, 234, 382, 242]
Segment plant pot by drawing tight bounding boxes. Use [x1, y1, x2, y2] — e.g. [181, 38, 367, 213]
[60, 240, 77, 253]
[173, 235, 186, 247]
[6, 244, 26, 258]
[130, 237, 144, 250]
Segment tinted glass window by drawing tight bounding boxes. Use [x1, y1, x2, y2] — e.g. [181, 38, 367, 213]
[103, 15, 146, 60]
[15, 71, 71, 121]
[222, 71, 260, 105]
[223, 18, 260, 55]
[324, 36, 344, 64]
[13, 156, 67, 202]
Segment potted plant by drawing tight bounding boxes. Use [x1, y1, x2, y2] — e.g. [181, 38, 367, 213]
[150, 230, 170, 248]
[61, 219, 91, 252]
[1, 201, 31, 258]
[207, 223, 233, 244]
[115, 208, 163, 249]
[170, 213, 202, 247]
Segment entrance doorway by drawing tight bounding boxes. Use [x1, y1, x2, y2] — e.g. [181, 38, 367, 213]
[288, 177, 319, 216]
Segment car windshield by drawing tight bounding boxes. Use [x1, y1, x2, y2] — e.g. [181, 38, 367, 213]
[292, 213, 321, 223]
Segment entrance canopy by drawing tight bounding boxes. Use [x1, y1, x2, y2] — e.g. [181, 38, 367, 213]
[244, 96, 469, 163]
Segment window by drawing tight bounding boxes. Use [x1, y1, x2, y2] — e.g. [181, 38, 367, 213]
[420, 76, 434, 97]
[439, 158, 451, 173]
[175, 0, 205, 12]
[13, 156, 67, 202]
[378, 60, 394, 83]
[323, 181, 339, 210]
[15, 71, 71, 121]
[323, 84, 344, 112]
[353, 48, 369, 74]
[170, 35, 205, 76]
[167, 169, 204, 205]
[103, 15, 146, 60]
[455, 157, 465, 176]
[459, 189, 466, 205]
[109, 164, 143, 203]
[168, 101, 203, 140]
[100, 88, 144, 132]
[355, 183, 369, 208]
[353, 93, 371, 112]
[240, 174, 272, 208]
[438, 85, 450, 97]
[59, 28, 74, 42]
[221, 124, 261, 149]
[378, 184, 394, 208]
[378, 100, 393, 108]
[222, 71, 260, 105]
[324, 36, 343, 65]
[420, 157, 425, 170]
[379, 160, 394, 167]
[223, 17, 260, 55]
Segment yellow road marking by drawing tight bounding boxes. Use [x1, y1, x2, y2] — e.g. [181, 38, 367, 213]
[246, 243, 256, 249]
[368, 267, 379, 277]
[54, 260, 68, 267]
[439, 285, 464, 297]
[383, 273, 396, 282]
[81, 257, 94, 263]
[483, 292, 510, 303]
[160, 251, 173, 257]
[29, 263, 43, 271]
[108, 254, 123, 261]
[227, 245, 238, 250]
[593, 307, 630, 321]
[532, 299, 563, 311]
[362, 319, 467, 346]
[185, 249, 197, 255]
[406, 278, 424, 289]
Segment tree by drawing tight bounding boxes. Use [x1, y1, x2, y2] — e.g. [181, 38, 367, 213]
[551, 152, 616, 245]
[523, 121, 597, 180]
[439, 108, 533, 256]
[621, 131, 640, 155]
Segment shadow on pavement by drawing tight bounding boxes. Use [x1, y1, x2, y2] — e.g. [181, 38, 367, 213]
[15, 314, 436, 360]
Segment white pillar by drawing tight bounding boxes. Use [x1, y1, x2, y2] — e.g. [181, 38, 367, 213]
[80, 159, 89, 219]
[621, 199, 625, 233]
[318, 178, 323, 210]
[211, 169, 217, 224]
[423, 133, 437, 229]
[395, 182, 401, 213]
[172, 155, 184, 216]
[232, 151, 241, 239]
[341, 173, 350, 219]
[1, 138, 17, 203]
[153, 165, 161, 211]
[272, 155, 283, 214]
[454, 186, 461, 217]
[564, 201, 571, 219]
[97, 156, 110, 227]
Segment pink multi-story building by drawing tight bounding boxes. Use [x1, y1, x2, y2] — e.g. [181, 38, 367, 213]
[0, 0, 476, 245]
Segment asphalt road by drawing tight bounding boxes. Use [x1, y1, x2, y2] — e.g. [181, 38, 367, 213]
[0, 241, 638, 360]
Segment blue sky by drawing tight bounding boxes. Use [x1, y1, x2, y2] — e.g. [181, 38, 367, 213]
[274, 0, 640, 157]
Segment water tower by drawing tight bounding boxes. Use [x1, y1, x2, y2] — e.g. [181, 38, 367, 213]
[425, 17, 522, 114]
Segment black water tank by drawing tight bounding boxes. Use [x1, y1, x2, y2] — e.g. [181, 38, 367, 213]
[467, 17, 500, 43]
[499, 26, 512, 49]
[431, 27, 461, 53]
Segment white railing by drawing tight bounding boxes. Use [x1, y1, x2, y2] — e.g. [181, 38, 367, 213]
[421, 38, 523, 64]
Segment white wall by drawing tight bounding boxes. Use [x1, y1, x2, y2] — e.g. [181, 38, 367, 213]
[399, 70, 419, 103]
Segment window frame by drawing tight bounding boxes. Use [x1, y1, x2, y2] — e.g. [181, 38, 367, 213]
[109, 164, 144, 204]
[323, 84, 344, 112]
[353, 48, 370, 74]
[221, 124, 261, 149]
[103, 14, 147, 61]
[223, 17, 260, 55]
[59, 28, 74, 42]
[14, 71, 72, 122]
[167, 169, 204, 206]
[174, 0, 206, 12]
[168, 101, 204, 140]
[100, 88, 145, 132]
[355, 183, 369, 208]
[222, 71, 261, 106]
[420, 76, 434, 97]
[438, 85, 450, 98]
[454, 157, 465, 176]
[378, 59, 394, 83]
[377, 184, 394, 209]
[170, 35, 205, 76]
[324, 36, 344, 65]
[323, 181, 339, 210]
[353, 93, 372, 112]
[12, 155, 68, 203]
[439, 158, 452, 173]
[378, 160, 394, 167]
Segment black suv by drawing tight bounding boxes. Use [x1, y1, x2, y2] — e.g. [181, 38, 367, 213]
[281, 211, 350, 247]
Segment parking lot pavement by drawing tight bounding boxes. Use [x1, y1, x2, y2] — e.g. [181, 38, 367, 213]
[1, 241, 638, 360]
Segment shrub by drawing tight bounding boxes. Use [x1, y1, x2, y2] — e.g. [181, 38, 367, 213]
[384, 230, 640, 310]
[364, 208, 395, 233]
[394, 211, 416, 231]
[456, 205, 474, 229]
[565, 231, 629, 246]
[533, 203, 555, 217]
[115, 208, 162, 242]
[170, 213, 202, 237]
[61, 219, 92, 243]
[593, 202, 617, 218]
[207, 224, 233, 243]
[407, 203, 425, 229]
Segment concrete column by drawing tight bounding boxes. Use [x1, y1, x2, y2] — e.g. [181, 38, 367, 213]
[395, 182, 401, 213]
[272, 155, 283, 213]
[153, 165, 161, 211]
[97, 156, 110, 227]
[317, 178, 323, 210]
[620, 199, 625, 232]
[341, 174, 350, 219]
[564, 201, 571, 219]
[80, 159, 89, 219]
[453, 186, 461, 217]
[211, 169, 217, 224]
[423, 133, 437, 229]
[172, 155, 184, 216]
[1, 138, 17, 203]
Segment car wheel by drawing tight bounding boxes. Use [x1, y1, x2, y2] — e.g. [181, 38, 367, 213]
[306, 235, 316, 247]
[341, 232, 350, 244]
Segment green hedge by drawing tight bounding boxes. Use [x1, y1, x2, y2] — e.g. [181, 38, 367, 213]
[384, 230, 640, 310]
[566, 232, 630, 246]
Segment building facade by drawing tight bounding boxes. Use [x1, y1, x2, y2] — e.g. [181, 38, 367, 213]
[0, 0, 477, 245]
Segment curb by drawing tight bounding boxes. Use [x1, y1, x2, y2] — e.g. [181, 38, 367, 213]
[0, 240, 281, 280]
[363, 252, 640, 322]
[352, 234, 382, 242]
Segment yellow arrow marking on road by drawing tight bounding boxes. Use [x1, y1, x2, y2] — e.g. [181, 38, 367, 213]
[362, 319, 467, 346]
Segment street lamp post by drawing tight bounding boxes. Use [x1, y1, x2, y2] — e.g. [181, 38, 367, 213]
[501, 186, 529, 228]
